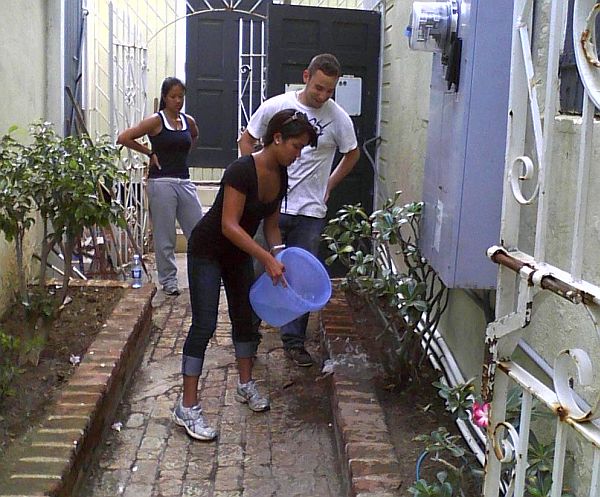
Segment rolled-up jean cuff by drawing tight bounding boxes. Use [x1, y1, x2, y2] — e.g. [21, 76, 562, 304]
[181, 355, 204, 376]
[234, 340, 259, 358]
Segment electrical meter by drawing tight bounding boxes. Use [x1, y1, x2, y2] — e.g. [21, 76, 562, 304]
[406, 1, 458, 55]
[406, 0, 461, 90]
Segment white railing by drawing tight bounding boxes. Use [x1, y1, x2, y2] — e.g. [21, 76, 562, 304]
[238, 16, 266, 137]
[109, 2, 149, 264]
[483, 1, 600, 496]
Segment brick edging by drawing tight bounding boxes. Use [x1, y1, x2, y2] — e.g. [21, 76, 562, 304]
[321, 287, 402, 497]
[0, 283, 156, 497]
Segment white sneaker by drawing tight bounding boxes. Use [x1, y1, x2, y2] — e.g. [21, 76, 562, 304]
[172, 400, 217, 441]
[235, 380, 270, 412]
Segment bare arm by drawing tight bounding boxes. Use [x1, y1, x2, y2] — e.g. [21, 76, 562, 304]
[238, 129, 259, 156]
[325, 147, 360, 203]
[262, 209, 283, 250]
[221, 185, 285, 284]
[186, 114, 199, 149]
[116, 115, 162, 169]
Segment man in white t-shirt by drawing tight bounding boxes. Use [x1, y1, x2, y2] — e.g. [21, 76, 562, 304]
[238, 53, 360, 367]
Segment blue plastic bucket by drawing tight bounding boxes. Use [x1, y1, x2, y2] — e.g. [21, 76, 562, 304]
[250, 247, 332, 327]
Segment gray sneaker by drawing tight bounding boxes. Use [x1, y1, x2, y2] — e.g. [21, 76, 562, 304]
[163, 285, 181, 296]
[235, 380, 270, 412]
[172, 400, 217, 441]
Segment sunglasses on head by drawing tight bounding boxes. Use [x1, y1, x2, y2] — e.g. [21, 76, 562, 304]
[282, 111, 309, 126]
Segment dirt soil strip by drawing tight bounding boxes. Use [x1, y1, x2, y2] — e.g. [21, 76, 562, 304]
[0, 282, 156, 497]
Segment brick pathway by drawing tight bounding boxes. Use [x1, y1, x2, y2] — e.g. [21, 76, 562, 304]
[81, 285, 343, 497]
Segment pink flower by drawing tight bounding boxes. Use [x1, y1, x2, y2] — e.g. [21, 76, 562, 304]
[472, 401, 490, 428]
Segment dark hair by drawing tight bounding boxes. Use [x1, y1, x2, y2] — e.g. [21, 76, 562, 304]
[307, 53, 341, 78]
[159, 77, 186, 110]
[263, 109, 318, 148]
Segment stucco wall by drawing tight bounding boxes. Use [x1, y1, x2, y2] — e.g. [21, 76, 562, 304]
[0, 1, 49, 315]
[376, 0, 431, 207]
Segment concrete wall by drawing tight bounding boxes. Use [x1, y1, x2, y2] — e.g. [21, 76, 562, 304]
[375, 0, 431, 207]
[0, 1, 60, 315]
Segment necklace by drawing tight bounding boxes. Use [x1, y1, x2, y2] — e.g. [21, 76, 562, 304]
[164, 111, 182, 130]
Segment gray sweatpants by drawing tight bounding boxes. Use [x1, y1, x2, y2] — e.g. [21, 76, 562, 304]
[147, 178, 203, 289]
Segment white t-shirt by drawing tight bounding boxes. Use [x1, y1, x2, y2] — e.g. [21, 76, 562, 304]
[245, 91, 358, 219]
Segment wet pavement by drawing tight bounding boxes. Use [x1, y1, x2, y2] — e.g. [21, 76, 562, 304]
[81, 255, 343, 497]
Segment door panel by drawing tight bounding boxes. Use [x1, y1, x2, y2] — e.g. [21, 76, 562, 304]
[186, 0, 267, 168]
[187, 14, 238, 166]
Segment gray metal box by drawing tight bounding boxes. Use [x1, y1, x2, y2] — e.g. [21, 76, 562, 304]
[420, 0, 513, 288]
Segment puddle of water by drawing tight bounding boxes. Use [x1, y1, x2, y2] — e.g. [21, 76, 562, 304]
[321, 338, 384, 380]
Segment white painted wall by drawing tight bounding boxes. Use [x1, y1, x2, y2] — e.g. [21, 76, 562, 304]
[375, 0, 431, 207]
[0, 0, 63, 315]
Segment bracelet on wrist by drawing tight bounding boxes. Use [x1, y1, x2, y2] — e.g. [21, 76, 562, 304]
[269, 244, 285, 254]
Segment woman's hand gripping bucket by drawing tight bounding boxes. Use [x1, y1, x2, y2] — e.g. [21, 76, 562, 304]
[250, 247, 332, 327]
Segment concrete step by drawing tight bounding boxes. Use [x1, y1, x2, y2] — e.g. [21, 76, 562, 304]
[189, 167, 223, 182]
[175, 180, 221, 253]
[195, 180, 220, 207]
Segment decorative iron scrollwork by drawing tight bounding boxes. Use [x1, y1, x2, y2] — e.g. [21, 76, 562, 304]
[509, 155, 539, 205]
[553, 348, 600, 422]
[492, 421, 520, 463]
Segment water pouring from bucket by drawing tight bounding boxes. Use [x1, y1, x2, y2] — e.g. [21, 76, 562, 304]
[250, 247, 332, 327]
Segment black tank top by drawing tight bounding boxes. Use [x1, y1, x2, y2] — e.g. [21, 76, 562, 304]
[188, 155, 288, 264]
[148, 111, 192, 179]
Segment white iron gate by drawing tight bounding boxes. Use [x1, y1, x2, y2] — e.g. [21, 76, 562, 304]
[483, 0, 600, 496]
[238, 15, 266, 138]
[109, 2, 149, 264]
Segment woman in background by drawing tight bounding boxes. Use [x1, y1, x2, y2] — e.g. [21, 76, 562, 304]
[117, 77, 202, 296]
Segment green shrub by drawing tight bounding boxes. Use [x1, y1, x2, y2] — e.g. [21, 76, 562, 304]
[323, 192, 447, 382]
[0, 330, 22, 400]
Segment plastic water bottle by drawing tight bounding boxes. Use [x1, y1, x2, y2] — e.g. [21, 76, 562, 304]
[131, 254, 143, 289]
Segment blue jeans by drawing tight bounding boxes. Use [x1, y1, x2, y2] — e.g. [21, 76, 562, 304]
[278, 214, 326, 350]
[182, 256, 261, 376]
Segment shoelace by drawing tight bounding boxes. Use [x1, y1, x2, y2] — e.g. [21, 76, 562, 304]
[246, 382, 262, 400]
[184, 405, 208, 425]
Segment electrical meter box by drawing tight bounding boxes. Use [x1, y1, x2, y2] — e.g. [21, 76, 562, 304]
[414, 0, 513, 288]
[335, 76, 362, 116]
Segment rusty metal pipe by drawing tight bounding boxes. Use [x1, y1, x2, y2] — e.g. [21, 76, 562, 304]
[490, 248, 585, 305]
[490, 250, 527, 275]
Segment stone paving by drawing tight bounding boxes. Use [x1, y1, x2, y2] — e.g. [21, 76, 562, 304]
[81, 261, 343, 497]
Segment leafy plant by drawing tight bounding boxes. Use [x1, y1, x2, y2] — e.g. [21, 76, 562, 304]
[45, 129, 125, 301]
[322, 192, 447, 382]
[0, 128, 36, 305]
[0, 330, 22, 399]
[413, 426, 479, 496]
[433, 378, 476, 422]
[0, 122, 126, 363]
[0, 122, 125, 299]
[411, 379, 574, 497]
[410, 473, 454, 497]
